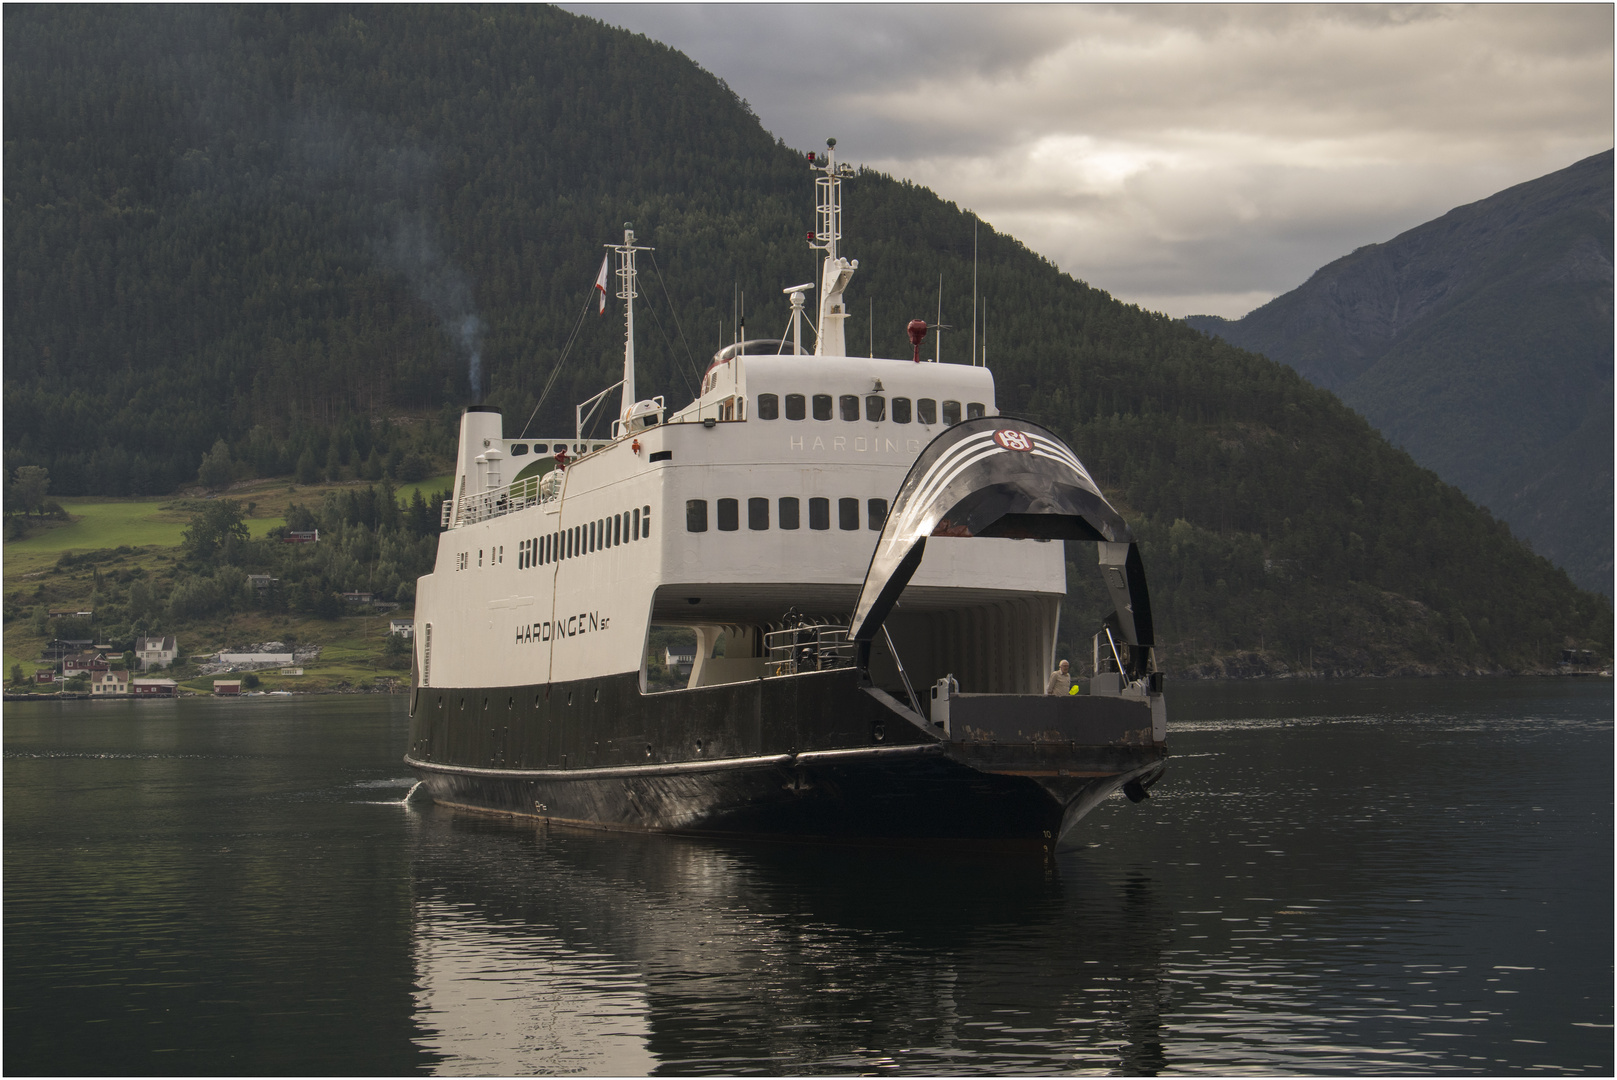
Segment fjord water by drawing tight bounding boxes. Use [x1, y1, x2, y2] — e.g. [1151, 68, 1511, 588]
[5, 681, 1610, 1075]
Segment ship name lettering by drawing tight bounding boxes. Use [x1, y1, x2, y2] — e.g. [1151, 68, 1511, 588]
[513, 613, 607, 644]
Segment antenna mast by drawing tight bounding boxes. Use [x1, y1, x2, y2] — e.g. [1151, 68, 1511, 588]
[608, 224, 651, 429]
[808, 138, 858, 356]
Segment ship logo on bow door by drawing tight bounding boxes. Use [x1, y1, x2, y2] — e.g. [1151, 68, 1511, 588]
[994, 429, 1035, 452]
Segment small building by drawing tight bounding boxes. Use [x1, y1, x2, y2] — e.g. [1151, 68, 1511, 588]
[132, 679, 178, 697]
[280, 667, 304, 676]
[247, 574, 280, 594]
[341, 591, 374, 604]
[213, 679, 243, 696]
[135, 636, 179, 671]
[389, 618, 415, 639]
[218, 651, 293, 666]
[63, 652, 109, 677]
[283, 530, 319, 544]
[90, 670, 130, 696]
[48, 609, 94, 619]
[34, 670, 55, 684]
[664, 647, 695, 677]
[44, 639, 94, 660]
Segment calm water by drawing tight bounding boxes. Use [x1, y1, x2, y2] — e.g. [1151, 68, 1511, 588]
[5, 680, 1611, 1075]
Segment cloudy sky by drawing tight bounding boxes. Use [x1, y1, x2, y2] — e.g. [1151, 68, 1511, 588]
[566, 4, 1612, 318]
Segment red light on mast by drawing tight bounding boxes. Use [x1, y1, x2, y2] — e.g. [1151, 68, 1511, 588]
[907, 319, 928, 363]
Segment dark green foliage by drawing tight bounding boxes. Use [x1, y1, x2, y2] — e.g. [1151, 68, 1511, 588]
[2, 5, 1607, 672]
[182, 499, 250, 563]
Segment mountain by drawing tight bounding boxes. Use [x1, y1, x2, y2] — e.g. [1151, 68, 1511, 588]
[3, 4, 1609, 674]
[1187, 153, 1613, 594]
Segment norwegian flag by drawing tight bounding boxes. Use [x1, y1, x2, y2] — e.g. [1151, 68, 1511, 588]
[595, 254, 610, 314]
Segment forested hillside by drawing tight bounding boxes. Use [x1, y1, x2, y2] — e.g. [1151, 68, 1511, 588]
[4, 5, 1608, 674]
[1187, 152, 1613, 595]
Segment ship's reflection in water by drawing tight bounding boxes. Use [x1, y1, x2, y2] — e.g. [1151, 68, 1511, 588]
[408, 814, 1174, 1075]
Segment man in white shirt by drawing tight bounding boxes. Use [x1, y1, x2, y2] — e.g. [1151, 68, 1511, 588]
[1045, 659, 1071, 696]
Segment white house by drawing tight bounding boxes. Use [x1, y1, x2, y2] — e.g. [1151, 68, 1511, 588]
[136, 636, 178, 671]
[664, 647, 695, 678]
[389, 618, 415, 639]
[90, 670, 130, 695]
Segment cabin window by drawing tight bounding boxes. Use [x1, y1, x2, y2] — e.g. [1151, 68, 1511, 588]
[868, 498, 888, 531]
[589, 521, 596, 553]
[918, 398, 937, 425]
[613, 514, 621, 546]
[717, 498, 739, 531]
[809, 497, 830, 530]
[510, 444, 528, 456]
[643, 505, 651, 537]
[839, 395, 860, 421]
[533, 444, 548, 454]
[779, 497, 800, 530]
[758, 393, 779, 420]
[942, 400, 962, 425]
[633, 507, 641, 540]
[967, 402, 986, 419]
[785, 394, 806, 420]
[748, 497, 769, 530]
[838, 497, 859, 531]
[865, 395, 885, 422]
[812, 394, 833, 421]
[686, 500, 708, 532]
[892, 397, 912, 424]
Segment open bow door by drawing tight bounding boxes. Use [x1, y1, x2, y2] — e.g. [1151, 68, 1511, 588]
[849, 417, 1154, 673]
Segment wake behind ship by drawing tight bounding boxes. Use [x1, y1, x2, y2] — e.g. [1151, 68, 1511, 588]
[407, 141, 1166, 852]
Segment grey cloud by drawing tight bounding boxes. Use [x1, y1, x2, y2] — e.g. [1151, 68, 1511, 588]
[563, 4, 1611, 317]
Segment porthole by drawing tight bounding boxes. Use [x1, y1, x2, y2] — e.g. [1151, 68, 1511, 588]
[758, 393, 780, 420]
[812, 394, 833, 421]
[918, 398, 938, 425]
[786, 393, 806, 420]
[695, 738, 704, 752]
[593, 687, 600, 703]
[717, 498, 739, 531]
[942, 400, 962, 425]
[809, 497, 830, 531]
[865, 395, 885, 422]
[507, 696, 514, 710]
[839, 497, 859, 530]
[892, 397, 912, 424]
[839, 394, 860, 421]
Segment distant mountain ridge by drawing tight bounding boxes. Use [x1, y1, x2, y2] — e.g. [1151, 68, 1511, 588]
[1187, 151, 1613, 594]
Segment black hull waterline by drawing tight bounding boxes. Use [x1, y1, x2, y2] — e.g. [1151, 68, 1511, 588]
[407, 669, 1165, 851]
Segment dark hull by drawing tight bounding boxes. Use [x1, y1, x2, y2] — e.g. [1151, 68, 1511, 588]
[407, 669, 1165, 850]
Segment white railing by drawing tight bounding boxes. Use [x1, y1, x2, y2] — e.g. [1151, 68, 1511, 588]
[765, 624, 855, 676]
[455, 472, 560, 527]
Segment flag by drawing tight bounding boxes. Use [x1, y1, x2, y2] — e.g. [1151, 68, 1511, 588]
[595, 254, 610, 314]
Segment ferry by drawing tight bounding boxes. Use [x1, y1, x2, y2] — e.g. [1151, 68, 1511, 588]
[406, 141, 1166, 852]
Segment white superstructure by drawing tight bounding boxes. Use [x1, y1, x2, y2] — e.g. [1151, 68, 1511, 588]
[415, 140, 1067, 701]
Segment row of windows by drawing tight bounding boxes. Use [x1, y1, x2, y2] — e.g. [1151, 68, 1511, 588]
[686, 496, 888, 533]
[514, 505, 653, 569]
[755, 393, 985, 425]
[504, 441, 606, 458]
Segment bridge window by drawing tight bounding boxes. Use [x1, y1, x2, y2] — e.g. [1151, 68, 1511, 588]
[748, 497, 769, 530]
[838, 497, 859, 531]
[717, 498, 739, 532]
[839, 395, 860, 421]
[868, 498, 888, 531]
[633, 507, 641, 540]
[892, 397, 912, 424]
[614, 513, 622, 546]
[784, 393, 806, 420]
[942, 400, 962, 425]
[917, 398, 937, 425]
[643, 505, 651, 537]
[809, 497, 830, 531]
[779, 497, 800, 530]
[686, 500, 708, 532]
[865, 395, 885, 422]
[812, 394, 833, 421]
[757, 394, 779, 420]
[967, 402, 986, 419]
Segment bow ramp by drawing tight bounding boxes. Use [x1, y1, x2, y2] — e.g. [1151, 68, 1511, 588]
[850, 417, 1154, 664]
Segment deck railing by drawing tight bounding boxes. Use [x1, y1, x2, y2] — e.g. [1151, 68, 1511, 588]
[456, 473, 558, 527]
[765, 625, 855, 676]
